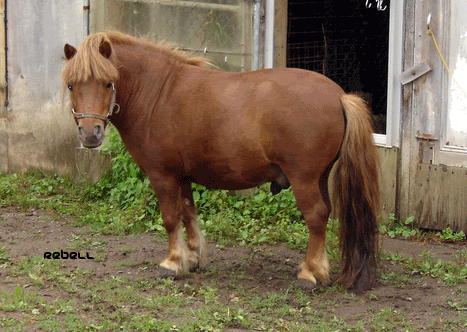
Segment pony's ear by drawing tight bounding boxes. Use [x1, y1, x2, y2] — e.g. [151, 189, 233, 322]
[64, 44, 77, 60]
[99, 40, 112, 59]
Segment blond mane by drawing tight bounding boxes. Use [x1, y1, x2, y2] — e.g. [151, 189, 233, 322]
[105, 31, 210, 67]
[61, 32, 119, 85]
[61, 31, 209, 87]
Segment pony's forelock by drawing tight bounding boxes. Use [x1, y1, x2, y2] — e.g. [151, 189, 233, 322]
[61, 33, 119, 86]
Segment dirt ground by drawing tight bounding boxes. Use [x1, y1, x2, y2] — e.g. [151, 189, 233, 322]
[0, 206, 466, 330]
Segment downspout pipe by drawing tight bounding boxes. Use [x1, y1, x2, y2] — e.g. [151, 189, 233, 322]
[252, 0, 261, 71]
[264, 0, 274, 68]
[83, 0, 90, 37]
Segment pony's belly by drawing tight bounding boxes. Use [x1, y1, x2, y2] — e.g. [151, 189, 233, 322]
[185, 162, 285, 191]
[189, 170, 269, 190]
[195, 179, 267, 190]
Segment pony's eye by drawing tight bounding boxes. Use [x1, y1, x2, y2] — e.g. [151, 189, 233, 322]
[106, 83, 113, 90]
[67, 84, 73, 91]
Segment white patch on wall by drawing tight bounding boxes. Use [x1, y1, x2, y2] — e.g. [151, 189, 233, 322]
[448, 55, 467, 134]
[445, 0, 467, 148]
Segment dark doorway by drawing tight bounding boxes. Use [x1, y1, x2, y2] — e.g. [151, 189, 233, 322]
[287, 0, 390, 134]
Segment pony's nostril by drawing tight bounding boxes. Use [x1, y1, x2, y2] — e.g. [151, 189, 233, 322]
[94, 124, 103, 139]
[78, 126, 85, 137]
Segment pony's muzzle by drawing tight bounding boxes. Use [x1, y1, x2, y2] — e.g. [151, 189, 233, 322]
[78, 123, 104, 148]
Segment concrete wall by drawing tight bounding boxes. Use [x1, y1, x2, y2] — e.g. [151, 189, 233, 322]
[0, 0, 85, 176]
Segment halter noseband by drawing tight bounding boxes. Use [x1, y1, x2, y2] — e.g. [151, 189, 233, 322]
[71, 83, 120, 125]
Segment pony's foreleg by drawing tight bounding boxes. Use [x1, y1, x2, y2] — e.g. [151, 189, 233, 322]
[152, 175, 189, 277]
[159, 222, 188, 277]
[180, 185, 208, 271]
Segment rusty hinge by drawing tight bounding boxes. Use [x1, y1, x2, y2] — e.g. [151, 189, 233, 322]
[416, 133, 439, 142]
[417, 133, 437, 164]
[400, 61, 433, 85]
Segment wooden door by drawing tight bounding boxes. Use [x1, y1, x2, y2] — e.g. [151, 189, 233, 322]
[402, 0, 467, 232]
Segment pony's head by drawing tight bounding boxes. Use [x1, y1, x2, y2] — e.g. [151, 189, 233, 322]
[61, 33, 120, 148]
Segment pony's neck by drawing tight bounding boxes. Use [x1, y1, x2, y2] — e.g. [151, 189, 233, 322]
[110, 42, 179, 133]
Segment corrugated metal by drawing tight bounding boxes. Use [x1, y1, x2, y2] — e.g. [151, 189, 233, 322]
[3, 0, 84, 175]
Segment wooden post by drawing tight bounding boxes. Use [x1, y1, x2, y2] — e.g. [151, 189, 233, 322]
[274, 0, 287, 68]
[0, 0, 6, 118]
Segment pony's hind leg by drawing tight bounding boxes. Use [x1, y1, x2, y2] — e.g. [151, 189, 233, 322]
[180, 185, 208, 271]
[291, 176, 332, 289]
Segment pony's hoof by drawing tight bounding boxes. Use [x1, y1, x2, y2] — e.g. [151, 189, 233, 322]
[295, 278, 317, 290]
[158, 265, 178, 279]
[188, 259, 199, 272]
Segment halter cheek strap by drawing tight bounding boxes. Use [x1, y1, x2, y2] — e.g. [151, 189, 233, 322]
[71, 83, 120, 125]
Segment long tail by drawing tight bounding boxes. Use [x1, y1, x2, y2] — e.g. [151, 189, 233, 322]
[332, 93, 380, 292]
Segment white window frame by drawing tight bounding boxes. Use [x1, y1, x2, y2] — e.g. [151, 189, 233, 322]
[374, 0, 404, 147]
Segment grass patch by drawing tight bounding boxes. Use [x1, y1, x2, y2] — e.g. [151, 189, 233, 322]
[66, 234, 108, 251]
[380, 250, 467, 286]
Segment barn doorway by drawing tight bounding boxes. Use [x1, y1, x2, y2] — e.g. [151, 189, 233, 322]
[287, 0, 390, 134]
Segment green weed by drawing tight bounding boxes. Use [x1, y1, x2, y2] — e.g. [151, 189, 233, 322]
[0, 285, 46, 314]
[437, 227, 466, 242]
[382, 250, 467, 286]
[447, 299, 467, 311]
[369, 307, 410, 331]
[0, 245, 9, 262]
[66, 234, 107, 251]
[380, 214, 420, 239]
[380, 214, 466, 244]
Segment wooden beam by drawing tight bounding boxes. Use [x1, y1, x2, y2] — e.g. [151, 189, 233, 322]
[273, 0, 287, 68]
[0, 0, 6, 118]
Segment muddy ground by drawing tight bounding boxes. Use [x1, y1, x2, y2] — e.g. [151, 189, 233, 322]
[0, 206, 466, 331]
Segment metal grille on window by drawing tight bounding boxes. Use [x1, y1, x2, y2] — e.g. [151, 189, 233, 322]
[286, 0, 390, 135]
[90, 0, 253, 72]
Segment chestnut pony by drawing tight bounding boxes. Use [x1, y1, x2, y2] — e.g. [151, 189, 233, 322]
[62, 31, 379, 292]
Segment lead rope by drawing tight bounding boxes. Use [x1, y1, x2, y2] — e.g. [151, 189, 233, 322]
[427, 28, 467, 98]
[107, 83, 120, 117]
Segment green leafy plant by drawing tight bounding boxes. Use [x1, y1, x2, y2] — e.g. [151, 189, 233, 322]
[380, 214, 419, 239]
[448, 300, 467, 311]
[0, 246, 9, 262]
[402, 250, 467, 285]
[91, 127, 155, 210]
[437, 227, 466, 242]
[380, 214, 466, 244]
